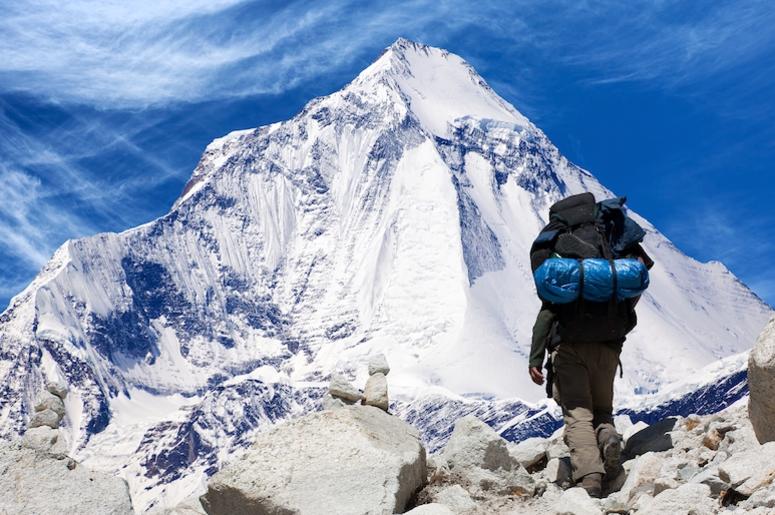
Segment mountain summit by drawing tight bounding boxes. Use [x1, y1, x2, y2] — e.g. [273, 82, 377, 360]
[0, 38, 771, 510]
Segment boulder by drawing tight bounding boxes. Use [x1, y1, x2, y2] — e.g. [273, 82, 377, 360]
[328, 373, 362, 402]
[634, 483, 714, 515]
[441, 415, 534, 497]
[749, 316, 775, 444]
[29, 408, 62, 429]
[362, 372, 389, 412]
[622, 417, 677, 460]
[34, 390, 66, 418]
[718, 441, 775, 496]
[404, 504, 455, 515]
[21, 426, 59, 452]
[617, 452, 664, 505]
[432, 484, 476, 512]
[201, 405, 426, 515]
[368, 353, 390, 376]
[0, 442, 133, 514]
[46, 378, 69, 399]
[508, 437, 547, 471]
[553, 487, 602, 515]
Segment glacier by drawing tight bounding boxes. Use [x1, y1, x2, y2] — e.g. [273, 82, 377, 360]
[0, 38, 771, 511]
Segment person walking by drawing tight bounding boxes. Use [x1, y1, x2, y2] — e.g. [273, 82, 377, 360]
[527, 192, 653, 497]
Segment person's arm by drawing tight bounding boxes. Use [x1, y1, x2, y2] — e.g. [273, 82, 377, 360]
[528, 304, 555, 385]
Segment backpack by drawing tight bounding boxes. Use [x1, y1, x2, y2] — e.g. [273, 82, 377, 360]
[530, 192, 646, 343]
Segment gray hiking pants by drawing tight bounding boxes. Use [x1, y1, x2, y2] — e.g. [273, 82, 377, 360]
[552, 341, 620, 481]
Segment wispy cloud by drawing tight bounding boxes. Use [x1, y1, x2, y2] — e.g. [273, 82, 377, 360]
[2, 1, 772, 112]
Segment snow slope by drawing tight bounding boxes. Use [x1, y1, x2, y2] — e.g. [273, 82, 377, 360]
[0, 38, 771, 511]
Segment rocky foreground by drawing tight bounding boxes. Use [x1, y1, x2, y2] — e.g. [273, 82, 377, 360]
[1, 319, 773, 514]
[194, 317, 775, 515]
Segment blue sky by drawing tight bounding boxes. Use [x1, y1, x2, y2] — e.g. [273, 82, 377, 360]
[1, 0, 773, 308]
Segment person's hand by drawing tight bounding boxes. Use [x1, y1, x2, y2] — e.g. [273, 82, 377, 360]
[529, 367, 544, 385]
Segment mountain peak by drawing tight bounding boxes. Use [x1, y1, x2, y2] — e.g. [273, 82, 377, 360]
[354, 38, 531, 137]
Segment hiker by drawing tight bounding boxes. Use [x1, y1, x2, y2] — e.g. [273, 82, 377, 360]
[527, 192, 654, 497]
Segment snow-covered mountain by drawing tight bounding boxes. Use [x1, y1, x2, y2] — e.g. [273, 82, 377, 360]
[0, 38, 771, 511]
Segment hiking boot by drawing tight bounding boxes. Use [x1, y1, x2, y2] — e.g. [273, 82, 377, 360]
[580, 472, 603, 498]
[601, 433, 622, 477]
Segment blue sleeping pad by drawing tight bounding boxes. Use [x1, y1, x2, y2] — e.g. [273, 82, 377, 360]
[534, 258, 649, 304]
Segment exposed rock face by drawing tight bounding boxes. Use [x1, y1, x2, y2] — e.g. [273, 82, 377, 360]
[441, 415, 534, 496]
[749, 316, 775, 444]
[363, 372, 389, 412]
[201, 405, 426, 515]
[0, 442, 133, 515]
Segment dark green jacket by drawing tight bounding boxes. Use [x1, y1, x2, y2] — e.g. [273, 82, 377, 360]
[529, 303, 556, 369]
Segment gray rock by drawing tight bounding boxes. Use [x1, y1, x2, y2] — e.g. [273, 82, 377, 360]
[622, 417, 677, 460]
[50, 429, 71, 456]
[544, 457, 572, 488]
[46, 378, 69, 400]
[546, 434, 570, 460]
[690, 466, 729, 497]
[719, 423, 760, 454]
[738, 483, 775, 512]
[618, 452, 664, 505]
[34, 390, 66, 418]
[554, 487, 602, 515]
[508, 437, 547, 471]
[719, 441, 775, 496]
[432, 484, 476, 512]
[328, 373, 362, 402]
[362, 372, 389, 412]
[321, 394, 349, 410]
[634, 483, 714, 515]
[404, 504, 455, 515]
[749, 316, 775, 444]
[0, 441, 133, 514]
[622, 421, 649, 444]
[367, 352, 390, 376]
[441, 415, 534, 497]
[29, 408, 62, 429]
[22, 426, 58, 452]
[653, 477, 678, 496]
[201, 405, 426, 515]
[676, 462, 700, 482]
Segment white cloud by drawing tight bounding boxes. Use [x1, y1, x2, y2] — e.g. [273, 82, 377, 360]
[2, 1, 772, 109]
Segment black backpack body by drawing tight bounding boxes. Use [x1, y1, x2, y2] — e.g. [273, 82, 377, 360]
[530, 192, 640, 344]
